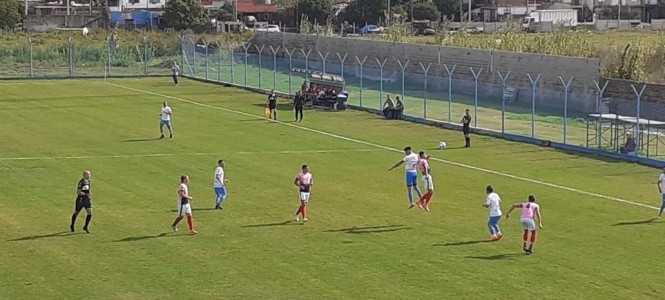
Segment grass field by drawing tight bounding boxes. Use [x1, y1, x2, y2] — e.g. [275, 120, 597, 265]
[1, 77, 664, 299]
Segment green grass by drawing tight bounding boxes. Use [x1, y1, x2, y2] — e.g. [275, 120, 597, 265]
[1, 78, 664, 299]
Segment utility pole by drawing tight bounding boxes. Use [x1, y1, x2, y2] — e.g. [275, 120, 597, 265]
[468, 0, 472, 22]
[387, 0, 391, 25]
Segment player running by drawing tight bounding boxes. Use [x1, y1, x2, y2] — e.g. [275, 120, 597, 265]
[482, 185, 503, 241]
[416, 151, 434, 211]
[294, 165, 313, 222]
[159, 101, 173, 139]
[506, 195, 543, 254]
[658, 167, 665, 218]
[214, 159, 229, 210]
[70, 170, 93, 233]
[172, 175, 197, 234]
[389, 146, 423, 209]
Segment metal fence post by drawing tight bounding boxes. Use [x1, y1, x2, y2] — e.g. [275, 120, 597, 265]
[397, 59, 410, 110]
[179, 35, 185, 76]
[255, 44, 265, 89]
[318, 51, 329, 74]
[592, 80, 609, 149]
[285, 48, 295, 95]
[242, 42, 250, 87]
[143, 36, 148, 76]
[68, 37, 73, 77]
[421, 62, 432, 119]
[497, 71, 510, 134]
[227, 42, 235, 84]
[270, 45, 280, 90]
[631, 84, 647, 157]
[29, 37, 33, 77]
[301, 49, 312, 79]
[337, 53, 348, 90]
[355, 56, 367, 107]
[189, 37, 196, 76]
[559, 76, 574, 144]
[470, 67, 483, 127]
[216, 41, 222, 81]
[204, 40, 210, 80]
[107, 36, 112, 76]
[444, 64, 456, 122]
[376, 58, 388, 110]
[527, 73, 541, 139]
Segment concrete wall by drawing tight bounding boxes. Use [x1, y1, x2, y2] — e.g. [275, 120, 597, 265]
[250, 32, 601, 113]
[602, 78, 665, 121]
[23, 15, 99, 31]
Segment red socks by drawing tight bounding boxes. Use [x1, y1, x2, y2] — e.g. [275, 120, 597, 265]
[172, 216, 183, 227]
[187, 216, 194, 231]
[523, 230, 529, 248]
[295, 204, 307, 219]
[530, 231, 537, 243]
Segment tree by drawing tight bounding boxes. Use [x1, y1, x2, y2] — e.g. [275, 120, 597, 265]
[433, 0, 459, 20]
[339, 0, 387, 26]
[215, 4, 235, 22]
[163, 0, 209, 31]
[412, 2, 441, 21]
[0, 0, 21, 31]
[297, 0, 333, 25]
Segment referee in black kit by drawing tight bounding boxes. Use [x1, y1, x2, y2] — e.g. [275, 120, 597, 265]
[461, 108, 472, 148]
[294, 91, 305, 122]
[267, 90, 277, 120]
[70, 170, 93, 233]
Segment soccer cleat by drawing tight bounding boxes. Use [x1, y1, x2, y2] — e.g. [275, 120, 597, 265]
[169, 133, 173, 139]
[189, 230, 198, 235]
[70, 225, 75, 232]
[408, 204, 415, 209]
[83, 227, 90, 234]
[159, 134, 164, 139]
[496, 233, 503, 240]
[215, 205, 221, 210]
[490, 235, 499, 241]
[416, 201, 423, 209]
[172, 225, 178, 232]
[303, 218, 309, 222]
[526, 248, 534, 255]
[523, 247, 529, 253]
[424, 205, 430, 212]
[295, 214, 300, 222]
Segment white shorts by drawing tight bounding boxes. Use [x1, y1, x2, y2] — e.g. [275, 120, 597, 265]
[177, 202, 192, 217]
[299, 192, 310, 203]
[520, 218, 536, 231]
[422, 175, 434, 190]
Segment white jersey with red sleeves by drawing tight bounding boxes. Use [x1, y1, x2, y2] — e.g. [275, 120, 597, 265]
[296, 172, 313, 192]
[178, 183, 189, 203]
[520, 202, 540, 219]
[418, 158, 431, 175]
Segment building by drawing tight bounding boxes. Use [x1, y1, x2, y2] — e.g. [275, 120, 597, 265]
[236, 0, 279, 22]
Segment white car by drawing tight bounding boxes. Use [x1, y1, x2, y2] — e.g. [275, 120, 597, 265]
[256, 25, 281, 33]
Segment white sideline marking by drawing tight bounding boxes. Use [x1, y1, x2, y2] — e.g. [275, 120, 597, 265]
[0, 149, 377, 161]
[105, 82, 659, 211]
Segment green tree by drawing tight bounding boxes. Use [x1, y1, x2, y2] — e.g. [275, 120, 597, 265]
[433, 0, 459, 20]
[412, 2, 441, 21]
[163, 0, 209, 31]
[0, 0, 22, 31]
[297, 0, 333, 25]
[215, 4, 235, 22]
[339, 0, 387, 26]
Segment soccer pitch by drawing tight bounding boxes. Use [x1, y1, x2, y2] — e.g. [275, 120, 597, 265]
[1, 78, 663, 299]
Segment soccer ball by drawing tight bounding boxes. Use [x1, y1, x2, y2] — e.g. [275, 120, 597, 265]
[438, 141, 447, 150]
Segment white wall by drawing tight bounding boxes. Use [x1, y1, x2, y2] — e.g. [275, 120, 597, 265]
[119, 0, 166, 11]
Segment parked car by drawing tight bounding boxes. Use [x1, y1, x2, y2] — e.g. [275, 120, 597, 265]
[256, 25, 281, 33]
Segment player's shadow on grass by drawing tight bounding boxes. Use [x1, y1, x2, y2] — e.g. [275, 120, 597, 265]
[465, 253, 525, 260]
[326, 225, 409, 234]
[432, 239, 492, 247]
[251, 103, 293, 111]
[612, 218, 659, 226]
[120, 137, 162, 142]
[114, 232, 172, 242]
[242, 221, 300, 227]
[9, 231, 79, 241]
[166, 208, 216, 213]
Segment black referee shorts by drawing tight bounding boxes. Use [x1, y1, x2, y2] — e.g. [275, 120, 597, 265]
[75, 196, 92, 211]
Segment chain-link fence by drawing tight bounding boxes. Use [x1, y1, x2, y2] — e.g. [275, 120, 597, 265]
[181, 36, 665, 162]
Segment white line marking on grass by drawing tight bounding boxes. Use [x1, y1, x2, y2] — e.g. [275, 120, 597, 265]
[106, 82, 659, 211]
[0, 149, 378, 161]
